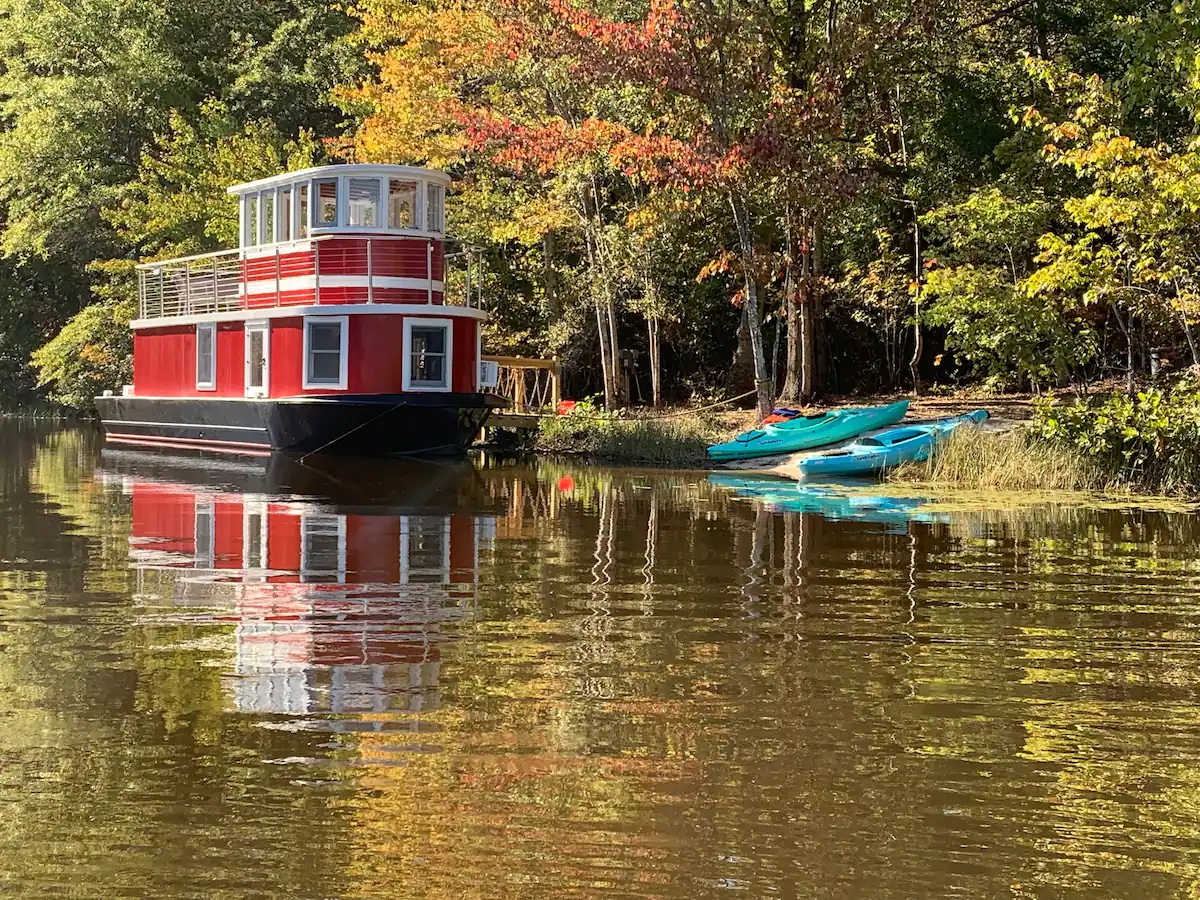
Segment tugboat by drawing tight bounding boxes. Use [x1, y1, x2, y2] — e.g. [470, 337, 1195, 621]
[95, 163, 504, 456]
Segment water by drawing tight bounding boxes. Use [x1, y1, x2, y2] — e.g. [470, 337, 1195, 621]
[4, 422, 1200, 898]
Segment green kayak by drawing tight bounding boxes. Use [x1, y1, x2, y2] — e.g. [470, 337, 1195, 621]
[707, 400, 910, 462]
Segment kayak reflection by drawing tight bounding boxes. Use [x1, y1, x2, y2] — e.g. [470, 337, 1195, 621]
[707, 473, 947, 531]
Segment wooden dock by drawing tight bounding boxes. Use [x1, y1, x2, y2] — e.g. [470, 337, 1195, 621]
[482, 355, 560, 433]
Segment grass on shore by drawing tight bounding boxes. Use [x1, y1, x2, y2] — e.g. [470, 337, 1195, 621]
[534, 407, 731, 465]
[888, 425, 1114, 493]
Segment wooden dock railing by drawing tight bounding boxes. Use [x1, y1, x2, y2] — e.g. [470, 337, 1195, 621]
[482, 356, 561, 429]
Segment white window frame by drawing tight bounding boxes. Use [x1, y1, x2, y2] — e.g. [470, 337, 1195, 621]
[299, 513, 347, 583]
[196, 323, 217, 391]
[303, 315, 350, 390]
[402, 317, 453, 393]
[194, 501, 215, 570]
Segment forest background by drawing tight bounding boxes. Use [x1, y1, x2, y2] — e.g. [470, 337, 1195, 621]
[3, 0, 1200, 417]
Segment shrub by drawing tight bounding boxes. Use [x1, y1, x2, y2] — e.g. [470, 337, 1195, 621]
[31, 299, 134, 411]
[535, 399, 729, 465]
[1032, 377, 1200, 493]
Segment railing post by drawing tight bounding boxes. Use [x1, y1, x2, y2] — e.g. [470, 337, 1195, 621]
[184, 263, 192, 315]
[464, 251, 471, 308]
[313, 242, 320, 305]
[551, 358, 561, 410]
[212, 256, 220, 312]
[427, 239, 434, 304]
[274, 245, 281, 307]
[367, 239, 374, 303]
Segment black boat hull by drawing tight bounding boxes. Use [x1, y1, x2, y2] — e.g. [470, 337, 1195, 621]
[94, 393, 506, 457]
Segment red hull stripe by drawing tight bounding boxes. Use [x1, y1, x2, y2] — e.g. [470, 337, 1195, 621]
[106, 433, 272, 456]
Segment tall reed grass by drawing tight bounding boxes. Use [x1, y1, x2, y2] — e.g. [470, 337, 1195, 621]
[888, 425, 1113, 493]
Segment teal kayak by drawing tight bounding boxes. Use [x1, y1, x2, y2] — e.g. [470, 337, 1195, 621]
[794, 410, 989, 478]
[707, 400, 910, 462]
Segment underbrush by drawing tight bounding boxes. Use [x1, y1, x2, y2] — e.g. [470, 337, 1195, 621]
[1031, 377, 1200, 495]
[534, 400, 731, 465]
[889, 425, 1111, 492]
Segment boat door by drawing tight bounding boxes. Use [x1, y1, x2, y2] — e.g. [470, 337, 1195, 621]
[245, 322, 269, 397]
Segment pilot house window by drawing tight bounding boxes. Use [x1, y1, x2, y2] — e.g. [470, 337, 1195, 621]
[304, 317, 348, 389]
[388, 179, 418, 229]
[348, 177, 381, 227]
[314, 179, 338, 227]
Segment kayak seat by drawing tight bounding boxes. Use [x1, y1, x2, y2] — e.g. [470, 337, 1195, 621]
[855, 437, 884, 447]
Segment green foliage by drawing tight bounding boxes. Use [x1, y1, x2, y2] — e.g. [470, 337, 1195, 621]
[111, 105, 323, 260]
[924, 265, 1095, 389]
[1033, 377, 1200, 493]
[31, 297, 134, 411]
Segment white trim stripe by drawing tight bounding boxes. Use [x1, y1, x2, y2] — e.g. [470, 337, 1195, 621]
[242, 275, 444, 296]
[131, 303, 488, 329]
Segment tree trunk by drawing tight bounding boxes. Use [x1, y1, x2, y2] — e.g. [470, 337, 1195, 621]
[606, 291, 623, 407]
[594, 294, 614, 407]
[910, 207, 924, 395]
[647, 315, 662, 406]
[780, 208, 801, 402]
[799, 231, 815, 399]
[729, 192, 773, 420]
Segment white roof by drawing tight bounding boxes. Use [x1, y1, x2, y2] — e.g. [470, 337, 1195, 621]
[226, 163, 451, 195]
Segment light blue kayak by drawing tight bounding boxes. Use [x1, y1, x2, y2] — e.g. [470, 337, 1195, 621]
[707, 400, 910, 462]
[794, 410, 989, 478]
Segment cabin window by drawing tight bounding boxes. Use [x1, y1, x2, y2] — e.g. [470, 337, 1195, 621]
[426, 184, 445, 233]
[300, 514, 346, 583]
[279, 189, 293, 241]
[298, 184, 309, 238]
[348, 177, 381, 227]
[314, 179, 339, 228]
[388, 179, 418, 229]
[399, 516, 451, 584]
[244, 194, 259, 246]
[194, 502, 215, 569]
[260, 189, 275, 245]
[196, 323, 216, 390]
[403, 318, 452, 391]
[303, 316, 349, 389]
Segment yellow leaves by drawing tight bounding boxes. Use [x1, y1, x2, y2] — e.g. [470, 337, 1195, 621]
[346, 0, 507, 168]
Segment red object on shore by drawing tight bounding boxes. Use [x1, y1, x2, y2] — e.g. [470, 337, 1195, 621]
[556, 400, 577, 416]
[761, 408, 802, 425]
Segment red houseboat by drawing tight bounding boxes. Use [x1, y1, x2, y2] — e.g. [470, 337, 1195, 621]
[95, 163, 504, 457]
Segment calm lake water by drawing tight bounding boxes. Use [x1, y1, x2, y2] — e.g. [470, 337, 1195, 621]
[6, 421, 1200, 898]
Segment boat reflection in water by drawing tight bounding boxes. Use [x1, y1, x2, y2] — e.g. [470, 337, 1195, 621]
[100, 451, 497, 717]
[707, 473, 948, 532]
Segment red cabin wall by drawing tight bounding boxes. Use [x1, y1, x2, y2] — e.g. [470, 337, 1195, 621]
[452, 318, 478, 393]
[134, 327, 194, 397]
[135, 312, 478, 398]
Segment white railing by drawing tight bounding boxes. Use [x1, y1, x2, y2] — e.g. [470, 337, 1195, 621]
[138, 249, 244, 319]
[136, 235, 487, 320]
